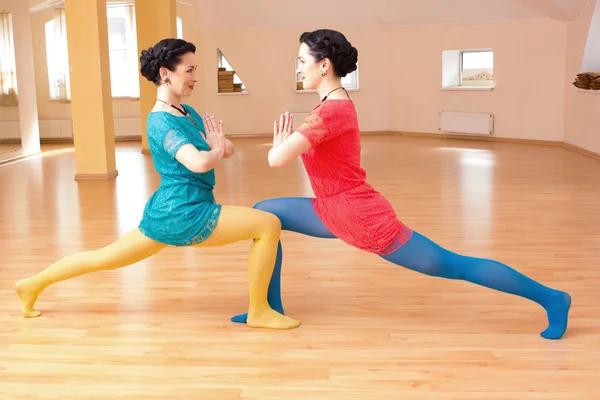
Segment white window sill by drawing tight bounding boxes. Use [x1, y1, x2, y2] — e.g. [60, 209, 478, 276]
[574, 88, 600, 94]
[217, 92, 249, 96]
[441, 86, 495, 91]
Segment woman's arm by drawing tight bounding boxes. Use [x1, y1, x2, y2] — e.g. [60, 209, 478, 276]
[175, 115, 227, 173]
[267, 112, 311, 168]
[268, 132, 311, 167]
[175, 144, 225, 173]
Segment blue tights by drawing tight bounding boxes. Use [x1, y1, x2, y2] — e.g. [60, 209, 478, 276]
[232, 197, 571, 339]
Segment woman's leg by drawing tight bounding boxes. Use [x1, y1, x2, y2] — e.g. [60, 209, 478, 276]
[231, 197, 337, 323]
[381, 231, 571, 339]
[16, 229, 167, 318]
[193, 205, 300, 329]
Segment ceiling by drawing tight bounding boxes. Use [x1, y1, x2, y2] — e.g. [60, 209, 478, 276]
[193, 0, 591, 30]
[28, 0, 592, 29]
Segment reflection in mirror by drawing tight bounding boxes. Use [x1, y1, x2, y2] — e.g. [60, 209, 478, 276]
[0, 11, 22, 159]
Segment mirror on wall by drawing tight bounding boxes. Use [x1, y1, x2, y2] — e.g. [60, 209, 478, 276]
[0, 10, 22, 159]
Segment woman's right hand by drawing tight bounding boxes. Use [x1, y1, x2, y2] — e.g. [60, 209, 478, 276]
[202, 114, 226, 158]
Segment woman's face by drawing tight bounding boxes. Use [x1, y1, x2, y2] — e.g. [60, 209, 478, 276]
[162, 51, 198, 96]
[296, 43, 326, 91]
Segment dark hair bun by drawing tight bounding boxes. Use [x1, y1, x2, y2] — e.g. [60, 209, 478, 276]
[139, 38, 196, 85]
[339, 46, 358, 76]
[300, 29, 358, 77]
[139, 47, 161, 83]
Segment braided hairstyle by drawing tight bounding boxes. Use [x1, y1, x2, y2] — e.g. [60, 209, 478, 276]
[139, 38, 196, 85]
[299, 29, 358, 77]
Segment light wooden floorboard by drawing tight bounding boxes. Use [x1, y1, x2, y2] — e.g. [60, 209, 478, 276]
[1, 135, 599, 399]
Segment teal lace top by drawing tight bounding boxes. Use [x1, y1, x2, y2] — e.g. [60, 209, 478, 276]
[138, 105, 221, 246]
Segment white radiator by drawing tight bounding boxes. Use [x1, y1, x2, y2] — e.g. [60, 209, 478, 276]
[113, 117, 141, 138]
[439, 111, 494, 135]
[0, 118, 142, 141]
[40, 119, 73, 138]
[0, 121, 20, 141]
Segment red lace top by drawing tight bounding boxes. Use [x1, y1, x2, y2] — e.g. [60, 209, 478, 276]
[296, 99, 413, 255]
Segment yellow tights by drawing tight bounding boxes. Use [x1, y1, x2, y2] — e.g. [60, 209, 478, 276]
[15, 205, 300, 330]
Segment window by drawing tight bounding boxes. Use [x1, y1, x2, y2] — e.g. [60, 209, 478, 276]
[442, 49, 494, 89]
[295, 58, 359, 91]
[341, 67, 358, 90]
[44, 5, 141, 100]
[45, 8, 70, 101]
[217, 49, 246, 93]
[106, 5, 139, 97]
[177, 17, 182, 39]
[0, 12, 18, 106]
[461, 50, 493, 87]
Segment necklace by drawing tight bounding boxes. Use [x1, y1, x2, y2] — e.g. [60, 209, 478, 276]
[156, 98, 196, 125]
[321, 86, 347, 102]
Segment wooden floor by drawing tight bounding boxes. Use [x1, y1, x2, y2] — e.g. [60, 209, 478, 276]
[1, 135, 599, 399]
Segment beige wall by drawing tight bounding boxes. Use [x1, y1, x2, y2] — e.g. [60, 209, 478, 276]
[389, 19, 566, 141]
[2, 2, 599, 151]
[564, 0, 600, 154]
[196, 20, 568, 139]
[199, 25, 389, 134]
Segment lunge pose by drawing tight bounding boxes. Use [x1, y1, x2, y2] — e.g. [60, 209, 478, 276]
[231, 29, 570, 339]
[16, 38, 299, 330]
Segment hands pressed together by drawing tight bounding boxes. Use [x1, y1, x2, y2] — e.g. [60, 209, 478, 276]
[200, 114, 226, 159]
[192, 110, 299, 171]
[199, 111, 294, 155]
[273, 112, 294, 147]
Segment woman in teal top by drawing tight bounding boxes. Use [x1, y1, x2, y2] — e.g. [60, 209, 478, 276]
[138, 105, 221, 246]
[16, 38, 300, 331]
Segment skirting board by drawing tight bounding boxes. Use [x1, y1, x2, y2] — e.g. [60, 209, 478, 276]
[386, 131, 600, 161]
[0, 138, 21, 144]
[225, 130, 388, 138]
[563, 142, 600, 161]
[1, 136, 142, 145]
[74, 170, 119, 181]
[388, 131, 599, 161]
[387, 131, 563, 146]
[225, 130, 564, 149]
[2, 131, 599, 167]
[0, 151, 40, 166]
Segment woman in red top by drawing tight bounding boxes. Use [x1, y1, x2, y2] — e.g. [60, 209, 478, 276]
[233, 29, 571, 339]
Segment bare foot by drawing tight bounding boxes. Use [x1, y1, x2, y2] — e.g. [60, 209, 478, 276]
[15, 278, 42, 318]
[247, 307, 300, 330]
